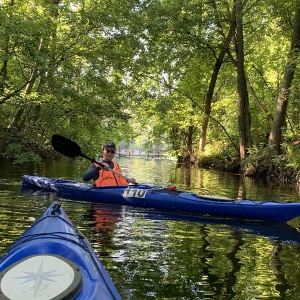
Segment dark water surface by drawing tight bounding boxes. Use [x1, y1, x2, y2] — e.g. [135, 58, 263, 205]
[1, 158, 300, 299]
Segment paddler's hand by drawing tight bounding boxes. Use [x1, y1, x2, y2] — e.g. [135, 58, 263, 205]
[127, 178, 136, 184]
[98, 163, 110, 170]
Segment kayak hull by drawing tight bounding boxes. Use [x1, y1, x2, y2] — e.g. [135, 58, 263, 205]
[21, 175, 300, 222]
[0, 202, 122, 300]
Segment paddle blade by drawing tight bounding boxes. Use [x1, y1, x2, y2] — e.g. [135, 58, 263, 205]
[52, 134, 82, 158]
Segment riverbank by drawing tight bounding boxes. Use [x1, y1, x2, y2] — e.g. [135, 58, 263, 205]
[197, 152, 300, 187]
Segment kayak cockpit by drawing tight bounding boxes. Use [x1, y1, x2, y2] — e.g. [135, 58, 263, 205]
[0, 253, 82, 299]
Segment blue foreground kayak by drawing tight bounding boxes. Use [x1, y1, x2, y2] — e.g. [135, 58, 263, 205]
[22, 175, 300, 222]
[0, 202, 122, 300]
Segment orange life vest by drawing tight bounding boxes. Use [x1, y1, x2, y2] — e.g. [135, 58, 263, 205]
[93, 161, 128, 187]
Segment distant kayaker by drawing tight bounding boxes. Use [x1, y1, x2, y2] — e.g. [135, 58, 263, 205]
[83, 141, 136, 187]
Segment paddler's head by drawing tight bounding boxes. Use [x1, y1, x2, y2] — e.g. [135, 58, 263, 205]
[102, 142, 116, 161]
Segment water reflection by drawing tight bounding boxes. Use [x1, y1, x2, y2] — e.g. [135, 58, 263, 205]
[143, 210, 300, 244]
[73, 201, 300, 298]
[271, 243, 292, 297]
[169, 164, 300, 202]
[92, 204, 121, 252]
[1, 159, 300, 299]
[106, 207, 300, 299]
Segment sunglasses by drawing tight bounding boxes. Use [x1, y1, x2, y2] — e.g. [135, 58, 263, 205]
[105, 149, 115, 154]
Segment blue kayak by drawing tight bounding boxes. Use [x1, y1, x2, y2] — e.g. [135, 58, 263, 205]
[0, 202, 122, 300]
[22, 175, 300, 222]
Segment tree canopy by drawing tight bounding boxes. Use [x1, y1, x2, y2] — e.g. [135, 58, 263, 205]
[0, 0, 299, 182]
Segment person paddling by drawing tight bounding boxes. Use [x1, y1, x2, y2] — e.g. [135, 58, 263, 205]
[83, 142, 136, 187]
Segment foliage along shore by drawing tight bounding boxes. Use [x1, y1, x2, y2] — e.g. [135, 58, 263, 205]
[176, 139, 300, 186]
[197, 151, 300, 186]
[0, 1, 299, 188]
[1, 137, 299, 187]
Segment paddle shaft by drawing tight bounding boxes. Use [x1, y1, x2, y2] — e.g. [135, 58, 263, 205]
[52, 134, 133, 183]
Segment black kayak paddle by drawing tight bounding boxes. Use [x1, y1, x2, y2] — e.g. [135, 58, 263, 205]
[51, 134, 133, 182]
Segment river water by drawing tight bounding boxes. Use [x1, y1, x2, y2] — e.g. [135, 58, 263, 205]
[1, 158, 300, 299]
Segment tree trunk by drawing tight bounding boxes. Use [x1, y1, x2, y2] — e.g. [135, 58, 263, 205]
[199, 0, 237, 153]
[268, 8, 300, 155]
[236, 0, 252, 160]
[10, 37, 45, 130]
[10, 0, 61, 130]
[182, 125, 196, 164]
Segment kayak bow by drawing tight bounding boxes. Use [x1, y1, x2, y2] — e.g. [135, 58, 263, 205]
[0, 202, 122, 300]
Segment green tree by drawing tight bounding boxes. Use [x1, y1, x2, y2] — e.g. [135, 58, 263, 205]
[268, 7, 300, 155]
[0, 0, 138, 161]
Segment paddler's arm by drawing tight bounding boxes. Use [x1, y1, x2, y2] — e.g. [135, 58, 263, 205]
[83, 162, 110, 181]
[83, 164, 100, 181]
